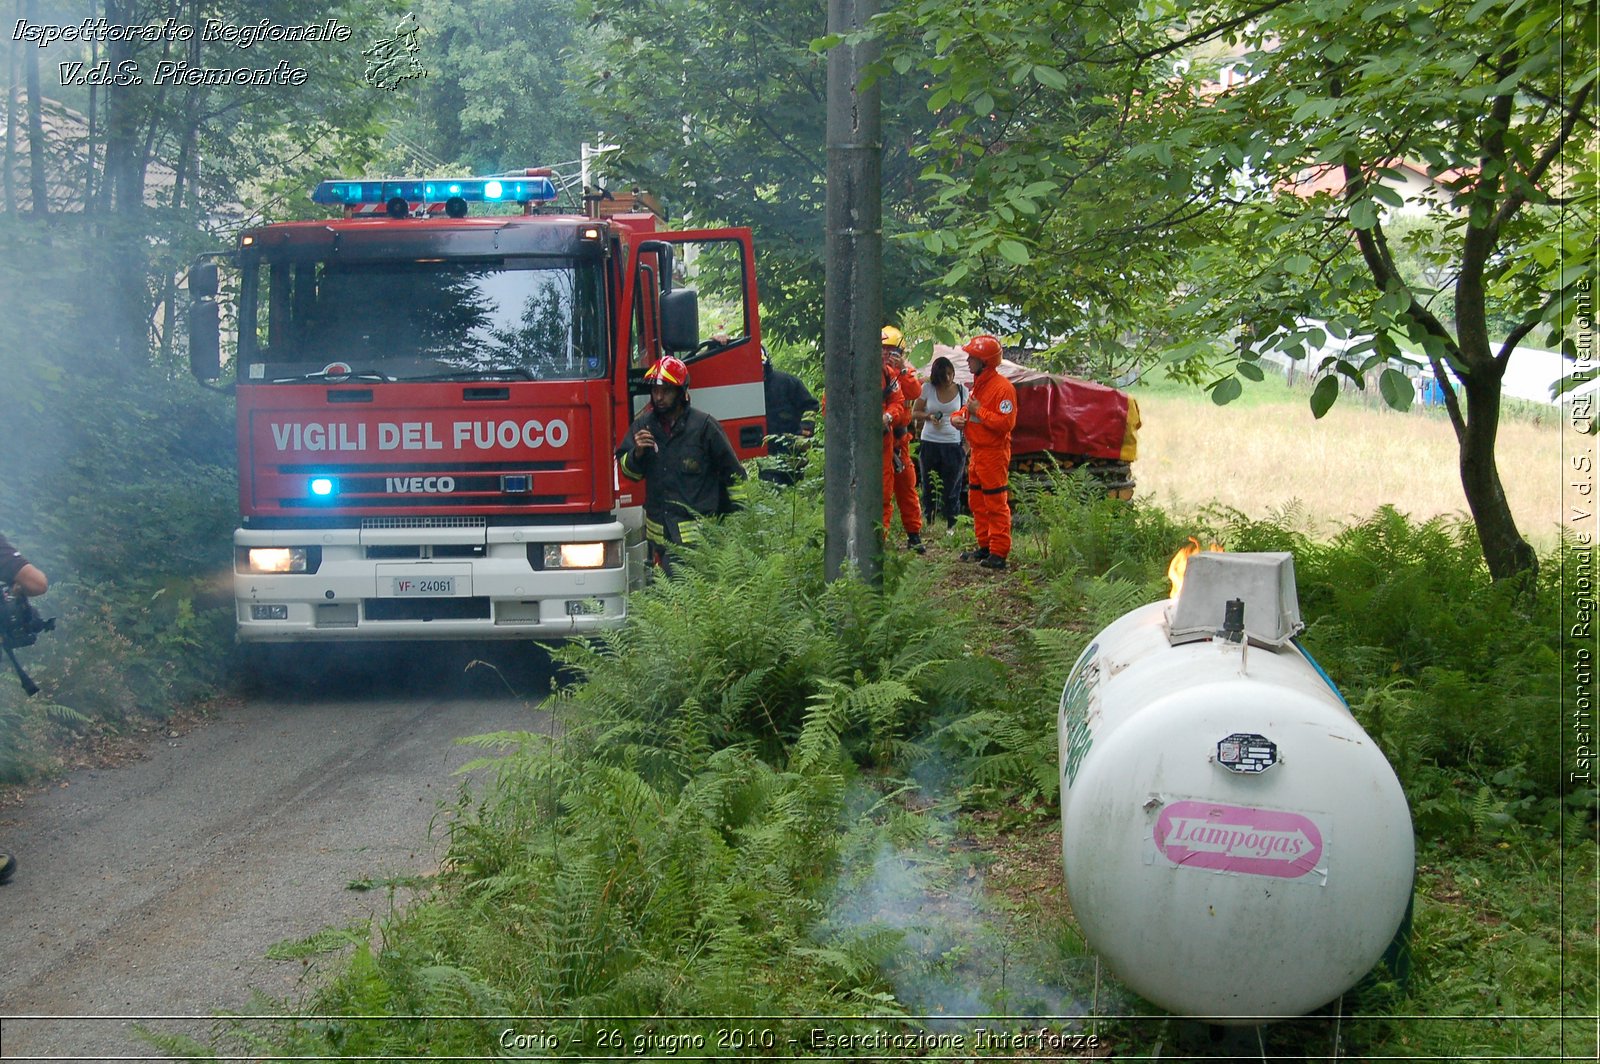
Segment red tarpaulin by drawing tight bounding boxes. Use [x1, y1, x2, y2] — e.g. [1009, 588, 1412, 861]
[924, 347, 1139, 462]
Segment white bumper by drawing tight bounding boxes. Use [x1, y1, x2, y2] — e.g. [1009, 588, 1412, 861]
[233, 520, 645, 642]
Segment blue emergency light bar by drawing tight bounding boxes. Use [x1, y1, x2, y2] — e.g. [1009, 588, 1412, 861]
[311, 176, 559, 206]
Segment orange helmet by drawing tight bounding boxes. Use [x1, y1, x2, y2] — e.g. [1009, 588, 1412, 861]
[962, 334, 1003, 363]
[645, 355, 690, 388]
[881, 325, 905, 350]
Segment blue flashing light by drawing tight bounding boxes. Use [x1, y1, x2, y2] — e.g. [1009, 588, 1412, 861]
[311, 176, 558, 206]
[309, 477, 337, 498]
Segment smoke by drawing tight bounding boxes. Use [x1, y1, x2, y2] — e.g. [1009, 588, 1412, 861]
[821, 775, 1102, 1028]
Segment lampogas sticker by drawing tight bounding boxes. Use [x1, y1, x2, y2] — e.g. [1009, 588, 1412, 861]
[1153, 800, 1324, 880]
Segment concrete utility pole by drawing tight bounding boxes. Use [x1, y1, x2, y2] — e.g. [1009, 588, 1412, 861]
[823, 0, 883, 584]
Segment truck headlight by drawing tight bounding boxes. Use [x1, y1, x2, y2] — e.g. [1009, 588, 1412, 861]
[240, 547, 318, 573]
[537, 542, 617, 569]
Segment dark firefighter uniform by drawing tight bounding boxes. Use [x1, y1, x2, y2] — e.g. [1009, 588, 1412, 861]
[616, 400, 744, 554]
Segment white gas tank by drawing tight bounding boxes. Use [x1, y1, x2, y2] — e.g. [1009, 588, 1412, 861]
[1058, 552, 1413, 1023]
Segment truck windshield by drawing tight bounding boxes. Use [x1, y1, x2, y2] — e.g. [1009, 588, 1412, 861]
[241, 257, 606, 380]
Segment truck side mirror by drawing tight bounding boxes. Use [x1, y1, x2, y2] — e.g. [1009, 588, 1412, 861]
[190, 261, 219, 299]
[189, 299, 221, 381]
[660, 288, 699, 353]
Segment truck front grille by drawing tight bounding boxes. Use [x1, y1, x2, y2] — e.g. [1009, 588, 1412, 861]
[363, 597, 492, 622]
[362, 516, 488, 530]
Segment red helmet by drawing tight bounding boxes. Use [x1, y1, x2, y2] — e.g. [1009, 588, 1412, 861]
[962, 334, 1003, 362]
[645, 355, 690, 388]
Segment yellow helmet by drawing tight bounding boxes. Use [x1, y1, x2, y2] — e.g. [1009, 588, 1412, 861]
[881, 325, 905, 350]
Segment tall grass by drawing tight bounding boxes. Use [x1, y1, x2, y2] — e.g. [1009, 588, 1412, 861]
[1130, 381, 1565, 549]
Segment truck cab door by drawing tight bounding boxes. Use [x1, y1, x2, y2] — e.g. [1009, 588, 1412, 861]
[624, 229, 766, 460]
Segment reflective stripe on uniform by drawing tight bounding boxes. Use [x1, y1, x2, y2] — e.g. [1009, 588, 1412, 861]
[645, 513, 706, 548]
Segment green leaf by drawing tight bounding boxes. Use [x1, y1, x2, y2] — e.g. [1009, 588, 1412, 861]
[1558, 263, 1595, 289]
[1210, 377, 1243, 405]
[1379, 367, 1414, 411]
[1310, 374, 1340, 418]
[998, 239, 1030, 265]
[1370, 183, 1406, 208]
[1348, 200, 1379, 230]
[1237, 361, 1265, 382]
[942, 262, 971, 286]
[1032, 65, 1071, 91]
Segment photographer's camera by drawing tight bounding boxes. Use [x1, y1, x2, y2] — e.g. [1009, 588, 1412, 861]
[1, 586, 54, 649]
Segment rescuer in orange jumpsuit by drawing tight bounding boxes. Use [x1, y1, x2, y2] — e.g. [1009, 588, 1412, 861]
[878, 352, 915, 547]
[882, 326, 924, 551]
[952, 334, 1017, 570]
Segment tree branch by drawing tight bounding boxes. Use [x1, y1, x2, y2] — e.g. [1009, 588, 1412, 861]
[1344, 161, 1467, 438]
[1492, 79, 1593, 234]
[1498, 318, 1540, 361]
[1497, 287, 1572, 365]
[1091, 0, 1300, 66]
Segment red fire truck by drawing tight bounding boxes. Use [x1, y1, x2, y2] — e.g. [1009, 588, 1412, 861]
[188, 171, 767, 642]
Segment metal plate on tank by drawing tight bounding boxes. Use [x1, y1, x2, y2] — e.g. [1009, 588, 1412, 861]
[1215, 731, 1278, 773]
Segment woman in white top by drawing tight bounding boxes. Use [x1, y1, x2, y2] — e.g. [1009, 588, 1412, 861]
[912, 355, 968, 533]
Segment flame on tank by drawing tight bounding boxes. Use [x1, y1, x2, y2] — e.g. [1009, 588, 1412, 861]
[1167, 537, 1224, 600]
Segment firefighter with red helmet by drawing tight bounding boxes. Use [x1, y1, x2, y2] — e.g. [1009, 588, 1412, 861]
[617, 355, 745, 570]
[881, 326, 924, 552]
[952, 334, 1017, 570]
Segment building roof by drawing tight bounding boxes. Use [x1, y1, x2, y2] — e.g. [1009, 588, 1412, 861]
[0, 96, 176, 213]
[1284, 159, 1475, 205]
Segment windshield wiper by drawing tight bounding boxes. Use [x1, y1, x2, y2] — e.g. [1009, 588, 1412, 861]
[269, 368, 395, 383]
[397, 367, 538, 382]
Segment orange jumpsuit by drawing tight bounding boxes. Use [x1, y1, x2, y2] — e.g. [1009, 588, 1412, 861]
[959, 364, 1018, 558]
[888, 364, 923, 535]
[880, 367, 914, 532]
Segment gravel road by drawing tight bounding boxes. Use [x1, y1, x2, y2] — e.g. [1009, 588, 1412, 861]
[0, 643, 552, 1062]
